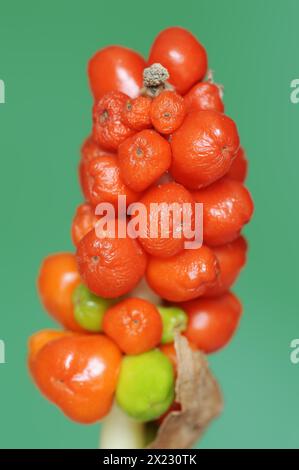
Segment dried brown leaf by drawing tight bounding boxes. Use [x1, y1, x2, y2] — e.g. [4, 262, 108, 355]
[147, 335, 223, 449]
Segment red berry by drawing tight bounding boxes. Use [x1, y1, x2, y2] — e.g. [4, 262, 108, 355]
[92, 91, 135, 151]
[71, 203, 99, 247]
[118, 130, 172, 192]
[170, 110, 240, 189]
[122, 96, 152, 131]
[82, 154, 140, 209]
[204, 236, 248, 297]
[148, 27, 208, 94]
[226, 147, 248, 182]
[184, 82, 224, 113]
[76, 223, 147, 299]
[88, 46, 146, 101]
[79, 137, 114, 199]
[150, 91, 186, 134]
[193, 178, 254, 246]
[183, 292, 242, 353]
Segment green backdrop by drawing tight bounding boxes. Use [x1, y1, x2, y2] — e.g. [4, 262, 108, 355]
[0, 0, 298, 449]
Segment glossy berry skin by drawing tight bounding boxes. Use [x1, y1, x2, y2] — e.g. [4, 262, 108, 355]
[204, 236, 248, 297]
[92, 91, 135, 151]
[88, 45, 146, 101]
[103, 298, 163, 354]
[81, 154, 140, 209]
[118, 130, 172, 192]
[148, 27, 208, 94]
[193, 178, 254, 246]
[122, 96, 152, 131]
[146, 245, 219, 302]
[28, 329, 73, 370]
[226, 147, 248, 182]
[171, 110, 240, 189]
[137, 182, 195, 258]
[71, 203, 99, 246]
[184, 82, 224, 113]
[73, 284, 114, 332]
[182, 292, 242, 353]
[37, 253, 82, 332]
[30, 334, 122, 423]
[150, 91, 186, 134]
[76, 225, 147, 299]
[79, 137, 115, 200]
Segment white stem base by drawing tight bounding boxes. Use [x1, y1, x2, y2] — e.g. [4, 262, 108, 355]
[99, 404, 146, 449]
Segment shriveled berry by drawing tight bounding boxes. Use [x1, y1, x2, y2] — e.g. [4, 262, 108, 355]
[171, 110, 240, 189]
[150, 91, 186, 134]
[76, 223, 147, 299]
[118, 130, 171, 192]
[79, 137, 114, 199]
[137, 182, 195, 258]
[123, 96, 152, 131]
[146, 245, 219, 302]
[92, 91, 135, 151]
[71, 203, 99, 247]
[193, 178, 254, 246]
[82, 154, 140, 209]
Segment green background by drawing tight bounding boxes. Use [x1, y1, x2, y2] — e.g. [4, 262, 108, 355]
[0, 0, 298, 449]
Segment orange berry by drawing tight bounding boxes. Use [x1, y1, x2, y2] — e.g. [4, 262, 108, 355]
[184, 82, 224, 113]
[103, 298, 163, 354]
[204, 236, 248, 297]
[118, 130, 172, 192]
[28, 329, 73, 370]
[79, 137, 115, 199]
[170, 110, 240, 189]
[92, 91, 135, 151]
[76, 223, 147, 298]
[226, 146, 248, 182]
[71, 203, 99, 247]
[137, 182, 195, 258]
[146, 246, 219, 302]
[193, 178, 254, 246]
[30, 334, 122, 423]
[150, 91, 186, 134]
[37, 253, 83, 332]
[122, 96, 152, 131]
[83, 154, 141, 209]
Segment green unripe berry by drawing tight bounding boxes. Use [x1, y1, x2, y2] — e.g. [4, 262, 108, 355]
[116, 349, 175, 422]
[73, 284, 114, 332]
[158, 306, 188, 344]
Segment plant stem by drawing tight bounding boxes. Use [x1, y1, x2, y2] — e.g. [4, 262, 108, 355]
[99, 403, 146, 449]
